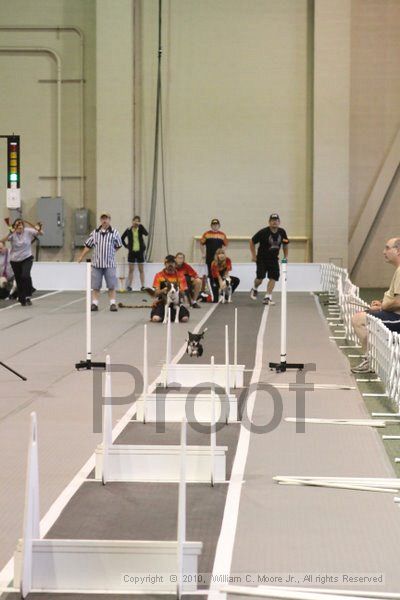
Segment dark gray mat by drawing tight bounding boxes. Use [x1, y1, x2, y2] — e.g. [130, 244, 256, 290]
[179, 294, 264, 366]
[114, 421, 241, 479]
[44, 481, 227, 580]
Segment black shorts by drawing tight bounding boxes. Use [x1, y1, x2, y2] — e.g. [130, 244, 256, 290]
[150, 303, 190, 321]
[128, 250, 144, 263]
[256, 259, 280, 281]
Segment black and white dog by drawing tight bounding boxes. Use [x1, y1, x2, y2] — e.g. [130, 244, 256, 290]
[219, 276, 232, 304]
[164, 282, 182, 323]
[186, 328, 207, 357]
[145, 281, 183, 323]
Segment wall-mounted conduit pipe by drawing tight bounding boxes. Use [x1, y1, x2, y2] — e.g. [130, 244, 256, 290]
[0, 26, 85, 205]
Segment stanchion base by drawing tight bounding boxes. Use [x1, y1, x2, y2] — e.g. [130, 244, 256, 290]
[75, 359, 106, 371]
[269, 361, 304, 373]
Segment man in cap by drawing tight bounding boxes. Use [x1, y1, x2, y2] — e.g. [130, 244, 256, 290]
[249, 213, 289, 305]
[78, 213, 122, 312]
[200, 218, 228, 278]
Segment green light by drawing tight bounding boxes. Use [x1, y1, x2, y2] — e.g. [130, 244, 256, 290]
[9, 173, 18, 182]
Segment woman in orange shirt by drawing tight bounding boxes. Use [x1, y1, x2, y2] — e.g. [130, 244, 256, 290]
[210, 248, 240, 303]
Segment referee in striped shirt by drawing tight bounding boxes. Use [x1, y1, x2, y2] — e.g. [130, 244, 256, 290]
[78, 213, 122, 312]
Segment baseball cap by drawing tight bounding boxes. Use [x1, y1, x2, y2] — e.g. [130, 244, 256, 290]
[269, 213, 280, 220]
[100, 212, 111, 219]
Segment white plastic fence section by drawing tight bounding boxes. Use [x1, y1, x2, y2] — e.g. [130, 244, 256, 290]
[14, 539, 202, 593]
[160, 363, 245, 388]
[337, 275, 369, 344]
[95, 444, 227, 483]
[367, 315, 400, 410]
[321, 263, 400, 413]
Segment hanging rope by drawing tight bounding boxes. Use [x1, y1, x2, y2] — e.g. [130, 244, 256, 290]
[146, 0, 170, 260]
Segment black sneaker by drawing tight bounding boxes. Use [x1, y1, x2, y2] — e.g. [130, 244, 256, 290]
[263, 296, 275, 305]
[141, 286, 147, 292]
[26, 298, 32, 306]
[91, 303, 98, 312]
[110, 304, 118, 312]
[126, 286, 133, 292]
[250, 288, 258, 300]
[191, 301, 201, 308]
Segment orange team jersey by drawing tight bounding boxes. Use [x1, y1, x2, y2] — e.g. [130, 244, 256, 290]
[211, 257, 232, 279]
[176, 262, 198, 279]
[153, 269, 188, 291]
[200, 230, 228, 246]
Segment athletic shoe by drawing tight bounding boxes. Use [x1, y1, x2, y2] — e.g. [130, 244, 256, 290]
[351, 358, 372, 373]
[263, 296, 275, 305]
[250, 288, 258, 300]
[110, 303, 118, 312]
[26, 298, 32, 306]
[191, 301, 201, 308]
[91, 303, 98, 312]
[141, 286, 146, 292]
[126, 286, 133, 292]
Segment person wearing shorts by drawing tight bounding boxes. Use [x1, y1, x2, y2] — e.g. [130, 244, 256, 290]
[121, 216, 148, 291]
[78, 213, 122, 312]
[150, 255, 190, 322]
[249, 213, 289, 305]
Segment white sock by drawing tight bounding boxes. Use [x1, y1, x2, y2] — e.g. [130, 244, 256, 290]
[110, 299, 116, 305]
[92, 299, 98, 306]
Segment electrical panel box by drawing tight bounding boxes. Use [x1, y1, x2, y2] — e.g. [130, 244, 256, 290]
[37, 196, 64, 247]
[74, 208, 90, 247]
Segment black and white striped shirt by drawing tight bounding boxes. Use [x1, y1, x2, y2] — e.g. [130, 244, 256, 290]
[85, 226, 122, 268]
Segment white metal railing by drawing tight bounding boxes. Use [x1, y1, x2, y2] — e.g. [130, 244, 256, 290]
[321, 263, 400, 411]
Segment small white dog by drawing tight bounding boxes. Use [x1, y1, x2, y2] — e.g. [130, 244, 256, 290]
[219, 276, 232, 304]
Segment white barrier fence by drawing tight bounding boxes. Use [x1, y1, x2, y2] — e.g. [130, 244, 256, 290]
[321, 263, 400, 411]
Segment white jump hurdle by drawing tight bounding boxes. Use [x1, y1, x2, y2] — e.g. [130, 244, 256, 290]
[161, 309, 245, 388]
[14, 414, 202, 597]
[136, 391, 238, 422]
[95, 352, 228, 483]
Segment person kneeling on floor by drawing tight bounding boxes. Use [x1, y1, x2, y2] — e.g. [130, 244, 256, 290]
[150, 255, 190, 322]
[351, 237, 400, 373]
[210, 248, 240, 303]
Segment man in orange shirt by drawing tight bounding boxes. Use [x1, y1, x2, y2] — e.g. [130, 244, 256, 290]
[150, 255, 190, 322]
[175, 252, 202, 308]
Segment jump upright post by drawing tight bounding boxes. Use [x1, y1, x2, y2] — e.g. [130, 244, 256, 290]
[269, 259, 304, 373]
[75, 260, 106, 371]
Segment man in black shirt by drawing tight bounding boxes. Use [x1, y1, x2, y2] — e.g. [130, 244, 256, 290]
[249, 214, 289, 305]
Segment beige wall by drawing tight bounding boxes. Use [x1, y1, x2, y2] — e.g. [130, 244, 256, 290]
[136, 0, 312, 263]
[0, 0, 97, 260]
[349, 0, 400, 287]
[313, 0, 350, 267]
[1, 0, 400, 277]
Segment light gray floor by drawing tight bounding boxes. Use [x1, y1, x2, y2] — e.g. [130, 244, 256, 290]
[3, 291, 400, 598]
[230, 293, 400, 592]
[0, 291, 210, 569]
